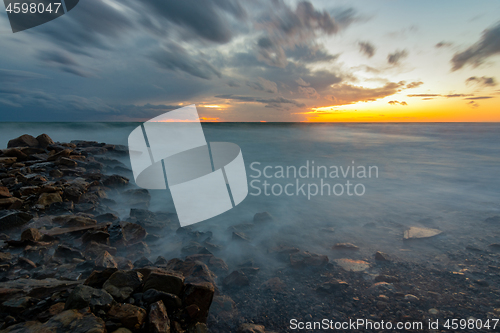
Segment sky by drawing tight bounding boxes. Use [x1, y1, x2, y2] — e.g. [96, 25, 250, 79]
[0, 0, 499, 122]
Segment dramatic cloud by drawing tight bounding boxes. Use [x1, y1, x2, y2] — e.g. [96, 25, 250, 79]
[451, 22, 500, 71]
[0, 69, 46, 83]
[358, 41, 376, 58]
[247, 77, 278, 93]
[466, 76, 497, 87]
[295, 78, 310, 86]
[387, 49, 408, 65]
[150, 43, 221, 80]
[326, 82, 405, 105]
[388, 100, 407, 105]
[215, 94, 305, 108]
[406, 81, 423, 89]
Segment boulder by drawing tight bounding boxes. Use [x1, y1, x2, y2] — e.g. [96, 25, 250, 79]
[183, 282, 215, 323]
[143, 271, 185, 296]
[148, 300, 171, 333]
[290, 251, 328, 268]
[0, 186, 12, 198]
[64, 285, 114, 313]
[102, 174, 129, 187]
[82, 230, 110, 245]
[0, 210, 33, 231]
[95, 251, 118, 269]
[53, 215, 97, 227]
[36, 134, 54, 149]
[223, 271, 249, 288]
[107, 303, 147, 331]
[0, 197, 23, 209]
[375, 251, 390, 261]
[103, 270, 143, 301]
[84, 268, 118, 288]
[142, 289, 182, 312]
[54, 245, 85, 261]
[37, 192, 63, 207]
[8, 134, 39, 148]
[122, 223, 147, 244]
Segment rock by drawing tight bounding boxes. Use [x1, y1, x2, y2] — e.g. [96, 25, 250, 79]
[108, 303, 147, 331]
[429, 308, 439, 315]
[317, 279, 349, 293]
[260, 277, 285, 293]
[133, 256, 153, 268]
[36, 134, 54, 149]
[57, 157, 78, 167]
[143, 271, 185, 296]
[0, 210, 33, 231]
[188, 323, 209, 333]
[0, 252, 12, 262]
[85, 241, 117, 258]
[403, 226, 442, 240]
[232, 231, 250, 242]
[183, 282, 215, 323]
[122, 223, 147, 244]
[210, 295, 238, 321]
[333, 243, 359, 251]
[238, 323, 266, 333]
[374, 275, 399, 283]
[1, 148, 28, 160]
[84, 268, 118, 288]
[82, 230, 110, 245]
[374, 251, 390, 261]
[102, 174, 129, 187]
[1, 296, 33, 314]
[17, 257, 36, 269]
[290, 251, 328, 268]
[185, 254, 228, 273]
[1, 309, 106, 333]
[0, 278, 80, 300]
[103, 270, 143, 301]
[95, 251, 118, 269]
[54, 245, 85, 261]
[65, 285, 114, 313]
[47, 149, 72, 162]
[223, 270, 249, 288]
[149, 300, 170, 333]
[0, 186, 11, 198]
[142, 289, 182, 312]
[404, 294, 420, 302]
[20, 228, 42, 242]
[8, 134, 39, 148]
[370, 282, 397, 294]
[111, 329, 132, 333]
[53, 215, 97, 227]
[95, 213, 119, 223]
[333, 259, 370, 272]
[253, 212, 273, 223]
[0, 197, 23, 209]
[37, 192, 63, 207]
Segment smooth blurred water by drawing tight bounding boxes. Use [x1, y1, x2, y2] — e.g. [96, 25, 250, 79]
[1, 122, 499, 261]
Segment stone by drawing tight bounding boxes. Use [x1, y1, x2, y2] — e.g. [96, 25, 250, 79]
[0, 197, 23, 209]
[47, 149, 73, 162]
[290, 251, 328, 268]
[223, 270, 249, 288]
[374, 275, 399, 283]
[84, 268, 118, 288]
[82, 230, 110, 245]
[142, 289, 182, 312]
[36, 134, 54, 149]
[122, 223, 147, 244]
[65, 285, 114, 313]
[102, 174, 129, 187]
[232, 231, 250, 242]
[253, 211, 273, 223]
[1, 148, 28, 160]
[0, 252, 12, 262]
[1, 296, 33, 313]
[260, 277, 285, 293]
[333, 243, 359, 251]
[0, 157, 17, 165]
[20, 228, 42, 242]
[210, 295, 238, 321]
[85, 241, 117, 258]
[108, 303, 147, 331]
[317, 279, 349, 293]
[103, 270, 143, 301]
[429, 308, 439, 315]
[183, 283, 215, 323]
[185, 254, 228, 273]
[143, 271, 185, 296]
[333, 259, 370, 272]
[3, 310, 106, 332]
[403, 226, 442, 240]
[37, 192, 63, 207]
[375, 251, 390, 261]
[238, 323, 266, 333]
[8, 134, 39, 148]
[57, 157, 78, 167]
[0, 210, 33, 231]
[17, 257, 36, 269]
[52, 215, 97, 227]
[133, 256, 153, 268]
[404, 294, 420, 302]
[54, 245, 85, 261]
[95, 251, 118, 269]
[166, 259, 216, 286]
[149, 300, 170, 333]
[0, 186, 11, 198]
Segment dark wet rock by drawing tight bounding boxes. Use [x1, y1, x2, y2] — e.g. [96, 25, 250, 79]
[333, 242, 359, 251]
[154, 256, 168, 266]
[107, 303, 146, 331]
[64, 285, 114, 313]
[122, 223, 147, 244]
[1, 296, 33, 314]
[84, 268, 118, 288]
[375, 251, 390, 261]
[0, 197, 23, 209]
[253, 212, 273, 223]
[17, 257, 37, 269]
[210, 295, 238, 322]
[82, 230, 110, 245]
[47, 149, 73, 162]
[223, 270, 249, 288]
[0, 252, 12, 262]
[183, 282, 215, 323]
[20, 228, 42, 242]
[290, 251, 328, 268]
[103, 270, 143, 301]
[238, 323, 266, 333]
[0, 210, 33, 231]
[37, 192, 62, 207]
[95, 251, 118, 269]
[95, 213, 119, 223]
[126, 241, 151, 257]
[185, 254, 228, 274]
[181, 241, 207, 255]
[317, 279, 349, 294]
[102, 174, 129, 187]
[54, 245, 85, 262]
[8, 134, 39, 148]
[148, 300, 171, 333]
[133, 256, 153, 268]
[1, 148, 28, 161]
[143, 270, 185, 296]
[37, 302, 65, 322]
[232, 231, 250, 242]
[36, 134, 54, 149]
[142, 289, 182, 312]
[166, 259, 216, 286]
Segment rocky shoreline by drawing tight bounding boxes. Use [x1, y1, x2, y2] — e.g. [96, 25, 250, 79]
[1, 134, 500, 333]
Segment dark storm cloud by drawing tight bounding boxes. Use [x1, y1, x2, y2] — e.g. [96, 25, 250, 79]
[465, 76, 497, 87]
[215, 94, 305, 107]
[358, 41, 375, 58]
[451, 22, 500, 71]
[37, 50, 92, 77]
[151, 43, 222, 80]
[387, 49, 408, 65]
[286, 45, 338, 63]
[0, 69, 46, 83]
[246, 77, 278, 93]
